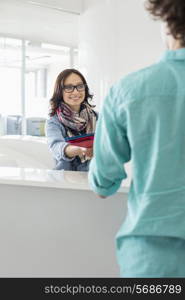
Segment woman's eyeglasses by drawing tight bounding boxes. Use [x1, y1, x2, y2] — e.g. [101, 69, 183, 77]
[63, 83, 86, 93]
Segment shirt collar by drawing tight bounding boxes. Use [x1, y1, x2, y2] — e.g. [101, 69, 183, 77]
[159, 48, 185, 62]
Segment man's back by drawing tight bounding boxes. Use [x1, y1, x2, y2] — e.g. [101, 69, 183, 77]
[125, 50, 185, 193]
[116, 48, 185, 239]
[89, 48, 185, 239]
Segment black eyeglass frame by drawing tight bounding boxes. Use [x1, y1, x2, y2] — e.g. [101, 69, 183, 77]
[63, 83, 86, 93]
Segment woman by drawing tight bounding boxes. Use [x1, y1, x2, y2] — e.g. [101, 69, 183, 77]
[46, 69, 98, 171]
[89, 0, 185, 277]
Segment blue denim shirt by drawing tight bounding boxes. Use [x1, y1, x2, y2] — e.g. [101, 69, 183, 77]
[45, 113, 97, 171]
[89, 48, 185, 241]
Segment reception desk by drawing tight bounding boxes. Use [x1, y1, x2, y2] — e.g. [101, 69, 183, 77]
[0, 167, 129, 277]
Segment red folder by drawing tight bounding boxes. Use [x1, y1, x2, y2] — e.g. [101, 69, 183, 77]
[65, 133, 94, 148]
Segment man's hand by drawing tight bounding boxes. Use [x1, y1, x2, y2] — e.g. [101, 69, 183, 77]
[98, 194, 107, 199]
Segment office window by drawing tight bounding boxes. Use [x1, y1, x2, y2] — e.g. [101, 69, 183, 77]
[0, 37, 22, 115]
[25, 42, 71, 119]
[0, 36, 78, 135]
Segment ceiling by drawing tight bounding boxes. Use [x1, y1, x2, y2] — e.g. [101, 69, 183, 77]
[23, 0, 84, 14]
[0, 0, 84, 46]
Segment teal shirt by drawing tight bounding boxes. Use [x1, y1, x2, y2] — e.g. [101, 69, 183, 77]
[89, 48, 185, 242]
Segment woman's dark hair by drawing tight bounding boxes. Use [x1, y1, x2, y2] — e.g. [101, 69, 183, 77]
[49, 68, 94, 116]
[145, 0, 185, 46]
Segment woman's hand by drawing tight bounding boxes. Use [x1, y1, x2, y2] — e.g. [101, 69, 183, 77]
[64, 145, 94, 160]
[85, 147, 93, 159]
[64, 145, 87, 158]
[77, 146, 88, 157]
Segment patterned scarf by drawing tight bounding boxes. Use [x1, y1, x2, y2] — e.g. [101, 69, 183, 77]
[56, 102, 97, 162]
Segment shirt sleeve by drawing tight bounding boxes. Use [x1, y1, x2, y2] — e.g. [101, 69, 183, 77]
[88, 86, 131, 197]
[45, 118, 75, 162]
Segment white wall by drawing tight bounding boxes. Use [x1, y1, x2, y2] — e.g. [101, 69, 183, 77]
[79, 0, 164, 110]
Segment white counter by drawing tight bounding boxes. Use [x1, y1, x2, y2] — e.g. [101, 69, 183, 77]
[0, 167, 129, 277]
[0, 167, 130, 193]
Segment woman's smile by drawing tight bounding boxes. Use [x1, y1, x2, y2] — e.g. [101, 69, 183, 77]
[69, 96, 82, 100]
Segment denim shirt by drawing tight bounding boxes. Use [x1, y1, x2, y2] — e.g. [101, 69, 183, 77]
[45, 113, 97, 171]
[89, 48, 185, 241]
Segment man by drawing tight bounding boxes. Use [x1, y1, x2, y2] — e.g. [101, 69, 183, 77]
[89, 0, 185, 277]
